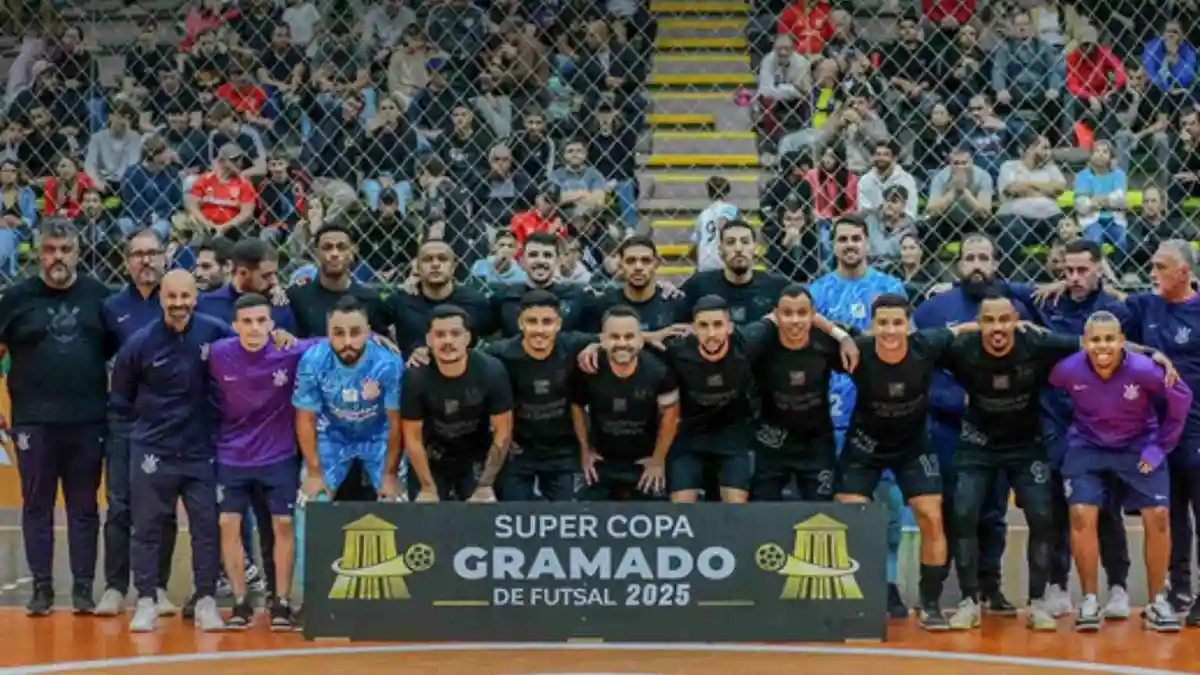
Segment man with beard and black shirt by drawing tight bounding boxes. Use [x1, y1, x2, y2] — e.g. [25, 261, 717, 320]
[939, 295, 1092, 632]
[287, 225, 390, 338]
[679, 220, 789, 326]
[484, 291, 593, 501]
[390, 240, 494, 351]
[491, 232, 588, 337]
[573, 306, 680, 501]
[837, 293, 979, 631]
[584, 235, 689, 337]
[912, 232, 1034, 616]
[748, 285, 857, 501]
[0, 219, 115, 615]
[401, 306, 514, 502]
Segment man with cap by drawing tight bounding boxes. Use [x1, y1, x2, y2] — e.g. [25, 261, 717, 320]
[511, 183, 565, 251]
[185, 143, 258, 238]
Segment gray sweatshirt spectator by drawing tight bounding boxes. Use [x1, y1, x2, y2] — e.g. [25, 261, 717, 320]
[85, 103, 143, 189]
[867, 185, 918, 264]
[757, 35, 812, 102]
[990, 12, 1066, 98]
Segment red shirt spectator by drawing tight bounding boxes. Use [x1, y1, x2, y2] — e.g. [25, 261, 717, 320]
[187, 145, 257, 230]
[181, 0, 237, 52]
[1067, 40, 1127, 100]
[510, 208, 564, 252]
[43, 163, 96, 218]
[777, 0, 833, 56]
[922, 0, 976, 25]
[215, 80, 268, 117]
[805, 164, 860, 221]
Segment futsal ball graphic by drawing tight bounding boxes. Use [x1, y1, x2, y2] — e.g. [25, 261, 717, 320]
[755, 543, 787, 572]
[405, 543, 436, 572]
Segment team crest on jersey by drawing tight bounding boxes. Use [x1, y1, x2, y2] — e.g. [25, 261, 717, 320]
[888, 382, 905, 398]
[992, 375, 1010, 390]
[707, 374, 724, 388]
[533, 379, 551, 395]
[15, 433, 29, 452]
[789, 371, 806, 387]
[851, 303, 867, 320]
[1063, 479, 1073, 498]
[272, 369, 289, 387]
[1124, 384, 1140, 401]
[199, 343, 210, 361]
[1176, 327, 1191, 345]
[342, 388, 359, 403]
[731, 306, 747, 323]
[362, 379, 382, 401]
[141, 454, 160, 475]
[612, 398, 627, 412]
[444, 399, 460, 415]
[215, 485, 224, 504]
[634, 388, 651, 400]
[463, 387, 483, 406]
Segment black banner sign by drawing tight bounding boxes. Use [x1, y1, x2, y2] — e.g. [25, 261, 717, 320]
[303, 502, 888, 642]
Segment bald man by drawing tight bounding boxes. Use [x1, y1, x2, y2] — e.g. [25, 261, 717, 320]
[111, 270, 234, 633]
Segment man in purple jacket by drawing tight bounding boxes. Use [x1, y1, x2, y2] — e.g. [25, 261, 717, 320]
[209, 294, 315, 631]
[1051, 311, 1193, 633]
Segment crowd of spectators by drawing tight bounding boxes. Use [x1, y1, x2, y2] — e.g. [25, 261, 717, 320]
[752, 0, 1200, 295]
[0, 0, 655, 286]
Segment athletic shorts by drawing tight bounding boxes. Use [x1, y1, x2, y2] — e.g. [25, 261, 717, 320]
[217, 456, 300, 516]
[318, 435, 388, 493]
[836, 428, 942, 501]
[955, 441, 1049, 470]
[668, 430, 753, 494]
[1061, 444, 1170, 512]
[579, 457, 666, 502]
[409, 459, 483, 501]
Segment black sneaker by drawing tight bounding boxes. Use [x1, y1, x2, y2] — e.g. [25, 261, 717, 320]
[984, 589, 1018, 617]
[71, 582, 95, 615]
[227, 600, 254, 629]
[919, 602, 949, 631]
[26, 583, 53, 617]
[270, 599, 294, 632]
[182, 593, 198, 621]
[1169, 592, 1191, 616]
[292, 605, 304, 633]
[1186, 595, 1200, 627]
[887, 583, 908, 619]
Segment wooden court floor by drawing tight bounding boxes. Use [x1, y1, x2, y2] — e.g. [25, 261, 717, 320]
[2, 612, 1199, 674]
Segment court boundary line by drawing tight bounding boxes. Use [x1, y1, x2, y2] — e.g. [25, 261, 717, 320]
[0, 641, 1193, 674]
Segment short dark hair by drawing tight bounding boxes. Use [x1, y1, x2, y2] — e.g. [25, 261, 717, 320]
[38, 218, 78, 241]
[871, 293, 910, 315]
[525, 231, 559, 252]
[330, 294, 368, 318]
[494, 229, 518, 244]
[692, 294, 729, 319]
[197, 236, 234, 265]
[428, 304, 469, 329]
[832, 214, 869, 238]
[521, 289, 560, 312]
[873, 138, 901, 156]
[719, 219, 755, 239]
[1064, 238, 1103, 262]
[234, 293, 271, 315]
[616, 234, 657, 258]
[601, 305, 641, 328]
[779, 283, 813, 303]
[231, 238, 277, 270]
[314, 223, 354, 247]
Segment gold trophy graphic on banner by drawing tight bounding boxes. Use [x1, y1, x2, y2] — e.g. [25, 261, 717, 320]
[755, 513, 863, 600]
[329, 514, 436, 600]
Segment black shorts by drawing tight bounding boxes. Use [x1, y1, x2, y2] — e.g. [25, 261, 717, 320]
[497, 451, 579, 502]
[668, 430, 753, 494]
[836, 428, 942, 502]
[955, 440, 1049, 470]
[751, 428, 836, 501]
[579, 457, 665, 501]
[408, 458, 482, 501]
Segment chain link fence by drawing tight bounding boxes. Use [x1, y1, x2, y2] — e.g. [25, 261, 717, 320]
[0, 0, 1196, 294]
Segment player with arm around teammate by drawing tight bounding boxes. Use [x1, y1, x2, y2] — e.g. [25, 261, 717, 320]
[1051, 311, 1193, 633]
[836, 293, 981, 631]
[400, 305, 514, 502]
[572, 305, 681, 501]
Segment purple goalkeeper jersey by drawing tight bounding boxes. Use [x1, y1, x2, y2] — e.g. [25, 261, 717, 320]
[208, 337, 321, 467]
[1049, 350, 1194, 469]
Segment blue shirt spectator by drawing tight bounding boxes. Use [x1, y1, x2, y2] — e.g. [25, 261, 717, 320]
[1142, 22, 1197, 93]
[119, 137, 183, 239]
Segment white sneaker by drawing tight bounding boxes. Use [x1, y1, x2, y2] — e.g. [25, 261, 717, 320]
[948, 597, 981, 630]
[193, 596, 226, 632]
[155, 588, 178, 617]
[93, 588, 125, 617]
[1104, 585, 1131, 620]
[1043, 584, 1073, 618]
[129, 597, 158, 633]
[1076, 594, 1102, 632]
[1027, 600, 1058, 631]
[1145, 593, 1183, 633]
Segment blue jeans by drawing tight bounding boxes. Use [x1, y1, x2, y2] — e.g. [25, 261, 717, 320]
[0, 229, 21, 278]
[361, 179, 413, 215]
[1083, 216, 1129, 267]
[614, 179, 637, 230]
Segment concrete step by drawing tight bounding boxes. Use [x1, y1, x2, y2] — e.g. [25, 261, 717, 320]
[651, 55, 751, 76]
[646, 113, 716, 130]
[657, 243, 767, 259]
[655, 36, 747, 51]
[651, 132, 757, 157]
[658, 18, 746, 30]
[646, 170, 763, 200]
[639, 196, 760, 214]
[656, 26, 744, 40]
[645, 153, 760, 169]
[649, 215, 762, 244]
[650, 1, 748, 16]
[647, 72, 755, 88]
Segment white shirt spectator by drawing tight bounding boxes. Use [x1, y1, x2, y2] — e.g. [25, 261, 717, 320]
[362, 2, 418, 50]
[997, 158, 1066, 220]
[858, 165, 919, 219]
[694, 199, 739, 272]
[757, 51, 811, 101]
[282, 0, 321, 47]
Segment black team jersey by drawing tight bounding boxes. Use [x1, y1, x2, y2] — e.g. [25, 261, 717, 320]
[678, 269, 789, 325]
[491, 281, 588, 337]
[400, 350, 514, 463]
[287, 279, 391, 338]
[572, 352, 678, 460]
[583, 286, 688, 333]
[743, 321, 846, 444]
[661, 332, 759, 446]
